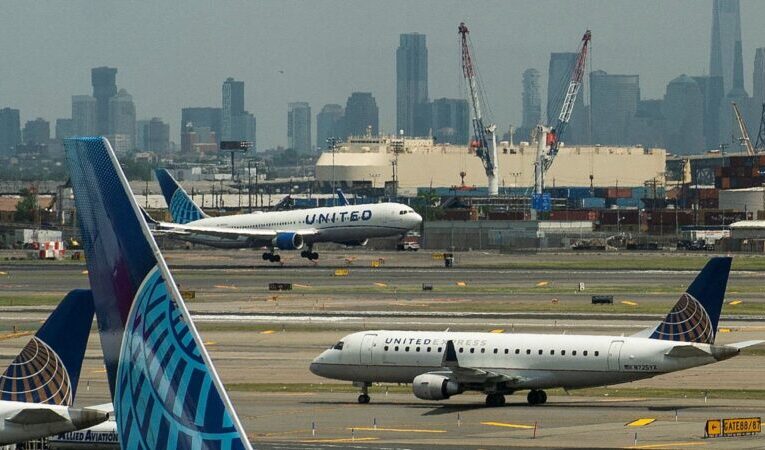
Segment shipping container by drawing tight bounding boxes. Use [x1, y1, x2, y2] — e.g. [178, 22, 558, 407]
[580, 197, 606, 209]
[549, 210, 598, 221]
[487, 211, 528, 221]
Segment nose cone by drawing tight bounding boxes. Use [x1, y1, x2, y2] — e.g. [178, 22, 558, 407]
[410, 212, 423, 227]
[309, 351, 328, 376]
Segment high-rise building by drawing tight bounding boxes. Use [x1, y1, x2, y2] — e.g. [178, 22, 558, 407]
[222, 77, 245, 140]
[55, 119, 74, 140]
[522, 68, 541, 129]
[287, 102, 311, 154]
[589, 70, 640, 145]
[23, 118, 50, 144]
[710, 0, 743, 98]
[753, 48, 765, 111]
[344, 92, 379, 138]
[91, 67, 118, 135]
[547, 53, 587, 144]
[71, 95, 97, 136]
[627, 100, 665, 149]
[719, 36, 750, 147]
[0, 108, 21, 156]
[181, 107, 222, 144]
[430, 98, 469, 145]
[316, 104, 344, 149]
[692, 76, 724, 150]
[137, 117, 170, 153]
[234, 112, 257, 147]
[396, 33, 428, 136]
[663, 75, 705, 155]
[108, 89, 136, 154]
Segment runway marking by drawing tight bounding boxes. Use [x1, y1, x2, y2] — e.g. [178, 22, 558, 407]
[81, 270, 88, 274]
[481, 421, 534, 429]
[728, 300, 743, 306]
[490, 329, 504, 333]
[214, 284, 238, 290]
[260, 330, 276, 335]
[347, 427, 446, 433]
[293, 283, 311, 288]
[627, 442, 706, 449]
[456, 281, 467, 286]
[626, 418, 656, 427]
[621, 300, 639, 306]
[718, 328, 731, 333]
[0, 331, 33, 341]
[536, 281, 549, 287]
[374, 282, 387, 287]
[300, 437, 379, 443]
[91, 368, 107, 373]
[204, 341, 217, 346]
[0, 271, 7, 275]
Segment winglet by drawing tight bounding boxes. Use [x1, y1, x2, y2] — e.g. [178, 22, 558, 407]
[155, 168, 207, 224]
[0, 289, 94, 406]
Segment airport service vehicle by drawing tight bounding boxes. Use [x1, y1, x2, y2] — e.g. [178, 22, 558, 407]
[153, 169, 422, 262]
[311, 257, 762, 406]
[65, 137, 251, 449]
[0, 290, 108, 444]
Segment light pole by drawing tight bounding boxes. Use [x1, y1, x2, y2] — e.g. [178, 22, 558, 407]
[326, 137, 340, 206]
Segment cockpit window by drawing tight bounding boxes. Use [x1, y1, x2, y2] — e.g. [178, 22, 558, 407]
[399, 210, 407, 215]
[332, 341, 344, 350]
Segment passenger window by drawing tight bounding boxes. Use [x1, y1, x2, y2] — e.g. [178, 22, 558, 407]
[395, 346, 399, 351]
[583, 351, 588, 356]
[572, 350, 577, 356]
[459, 347, 464, 353]
[481, 348, 486, 354]
[515, 349, 520, 354]
[550, 350, 554, 355]
[384, 345, 389, 351]
[594, 351, 599, 357]
[538, 349, 543, 355]
[437, 347, 442, 352]
[504, 349, 509, 354]
[427, 347, 431, 352]
[405, 346, 410, 352]
[561, 350, 566, 356]
[415, 347, 420, 352]
[469, 348, 475, 354]
[526, 349, 531, 355]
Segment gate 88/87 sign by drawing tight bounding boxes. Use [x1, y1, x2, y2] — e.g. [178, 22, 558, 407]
[706, 417, 761, 438]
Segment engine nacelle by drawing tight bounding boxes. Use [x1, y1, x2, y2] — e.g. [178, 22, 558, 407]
[272, 232, 304, 250]
[340, 239, 368, 247]
[412, 374, 461, 400]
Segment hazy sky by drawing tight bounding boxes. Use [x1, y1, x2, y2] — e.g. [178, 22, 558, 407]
[2, 1, 765, 150]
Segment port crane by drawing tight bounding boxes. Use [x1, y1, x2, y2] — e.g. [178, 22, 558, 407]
[534, 30, 592, 205]
[731, 101, 755, 155]
[459, 22, 499, 197]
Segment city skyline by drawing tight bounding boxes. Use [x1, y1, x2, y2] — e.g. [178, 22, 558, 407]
[2, 1, 765, 151]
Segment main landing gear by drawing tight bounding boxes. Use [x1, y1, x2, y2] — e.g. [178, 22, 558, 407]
[262, 252, 281, 263]
[527, 389, 547, 405]
[485, 393, 506, 407]
[356, 382, 371, 404]
[300, 247, 319, 261]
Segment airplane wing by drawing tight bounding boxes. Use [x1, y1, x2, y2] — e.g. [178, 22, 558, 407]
[439, 340, 524, 385]
[6, 408, 68, 425]
[153, 221, 319, 242]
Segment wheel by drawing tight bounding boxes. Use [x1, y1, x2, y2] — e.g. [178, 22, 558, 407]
[485, 393, 505, 407]
[538, 390, 547, 404]
[358, 394, 370, 404]
[310, 252, 319, 260]
[262, 252, 271, 261]
[300, 250, 308, 258]
[527, 390, 544, 405]
[271, 254, 281, 263]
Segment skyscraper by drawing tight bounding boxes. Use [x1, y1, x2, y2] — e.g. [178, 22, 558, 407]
[547, 53, 587, 144]
[55, 119, 74, 140]
[344, 92, 379, 137]
[430, 98, 469, 145]
[91, 67, 118, 135]
[396, 33, 428, 136]
[692, 76, 724, 149]
[108, 89, 136, 154]
[181, 107, 222, 144]
[71, 95, 97, 136]
[316, 104, 344, 149]
[589, 70, 640, 145]
[663, 75, 705, 155]
[287, 102, 311, 154]
[23, 118, 50, 144]
[137, 117, 170, 153]
[754, 48, 765, 106]
[222, 77, 245, 140]
[0, 108, 21, 156]
[522, 68, 541, 129]
[710, 0, 743, 98]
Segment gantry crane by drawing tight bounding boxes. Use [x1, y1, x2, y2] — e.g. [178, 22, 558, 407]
[459, 22, 499, 197]
[731, 101, 755, 156]
[534, 30, 592, 199]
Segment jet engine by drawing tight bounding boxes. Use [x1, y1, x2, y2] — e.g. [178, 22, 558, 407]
[412, 373, 461, 400]
[272, 232, 304, 250]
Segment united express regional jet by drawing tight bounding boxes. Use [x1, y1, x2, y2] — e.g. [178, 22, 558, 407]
[152, 169, 422, 262]
[311, 257, 762, 406]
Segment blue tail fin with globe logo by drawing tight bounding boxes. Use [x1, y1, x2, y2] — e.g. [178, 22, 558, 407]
[155, 168, 207, 224]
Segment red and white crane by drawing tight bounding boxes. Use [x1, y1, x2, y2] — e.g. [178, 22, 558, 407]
[459, 22, 499, 197]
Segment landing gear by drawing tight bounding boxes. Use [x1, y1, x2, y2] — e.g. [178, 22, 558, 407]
[262, 252, 281, 263]
[485, 393, 506, 407]
[356, 383, 371, 404]
[527, 389, 547, 405]
[300, 247, 319, 261]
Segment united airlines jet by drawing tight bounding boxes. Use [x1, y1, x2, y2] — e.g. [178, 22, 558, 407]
[311, 257, 762, 406]
[65, 137, 251, 449]
[153, 169, 422, 262]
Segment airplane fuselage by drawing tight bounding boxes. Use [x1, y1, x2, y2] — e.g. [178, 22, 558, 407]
[310, 330, 732, 392]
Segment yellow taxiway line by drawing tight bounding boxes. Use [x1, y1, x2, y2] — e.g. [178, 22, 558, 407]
[627, 442, 706, 449]
[481, 421, 535, 429]
[300, 437, 379, 443]
[348, 427, 446, 433]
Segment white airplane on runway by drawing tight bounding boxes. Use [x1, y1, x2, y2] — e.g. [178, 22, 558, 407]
[0, 290, 108, 444]
[311, 257, 763, 406]
[152, 169, 422, 262]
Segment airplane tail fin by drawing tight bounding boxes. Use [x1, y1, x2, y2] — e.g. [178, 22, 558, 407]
[65, 137, 250, 449]
[155, 168, 207, 224]
[0, 289, 94, 406]
[649, 256, 731, 344]
[336, 188, 349, 206]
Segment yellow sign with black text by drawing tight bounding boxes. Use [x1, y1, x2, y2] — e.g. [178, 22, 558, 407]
[706, 417, 760, 437]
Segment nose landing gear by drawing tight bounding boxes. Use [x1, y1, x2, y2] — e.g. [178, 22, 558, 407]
[527, 389, 547, 405]
[262, 252, 281, 263]
[355, 382, 371, 404]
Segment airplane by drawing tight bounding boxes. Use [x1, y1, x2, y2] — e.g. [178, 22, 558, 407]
[152, 168, 422, 262]
[0, 289, 109, 444]
[64, 137, 251, 449]
[310, 257, 763, 406]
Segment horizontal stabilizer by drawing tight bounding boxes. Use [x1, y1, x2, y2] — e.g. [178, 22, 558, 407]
[728, 340, 765, 349]
[6, 408, 68, 425]
[664, 345, 710, 358]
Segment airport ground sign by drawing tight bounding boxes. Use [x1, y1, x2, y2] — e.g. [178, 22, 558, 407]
[706, 417, 761, 438]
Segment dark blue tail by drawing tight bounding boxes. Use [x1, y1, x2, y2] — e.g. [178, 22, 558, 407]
[155, 168, 207, 224]
[336, 188, 349, 206]
[65, 137, 250, 450]
[650, 256, 732, 344]
[0, 289, 94, 406]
